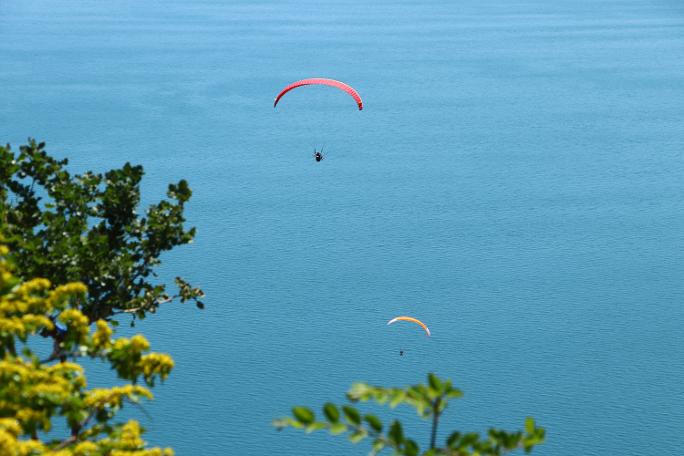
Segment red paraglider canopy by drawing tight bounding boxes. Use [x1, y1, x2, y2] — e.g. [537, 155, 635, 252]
[273, 78, 363, 110]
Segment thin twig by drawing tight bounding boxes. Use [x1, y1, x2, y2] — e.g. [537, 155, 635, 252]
[53, 435, 77, 451]
[126, 397, 153, 421]
[40, 349, 86, 364]
[53, 408, 98, 450]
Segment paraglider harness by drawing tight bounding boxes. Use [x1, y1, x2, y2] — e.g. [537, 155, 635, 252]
[314, 148, 324, 162]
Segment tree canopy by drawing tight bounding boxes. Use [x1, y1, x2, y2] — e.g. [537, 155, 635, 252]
[0, 245, 174, 454]
[0, 139, 204, 324]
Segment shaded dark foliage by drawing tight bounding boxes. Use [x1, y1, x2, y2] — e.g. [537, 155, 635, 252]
[0, 139, 204, 323]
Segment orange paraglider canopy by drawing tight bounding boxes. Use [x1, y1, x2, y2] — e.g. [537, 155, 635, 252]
[387, 316, 431, 337]
[273, 78, 363, 110]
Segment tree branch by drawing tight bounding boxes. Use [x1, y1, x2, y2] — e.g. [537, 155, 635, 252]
[430, 397, 441, 449]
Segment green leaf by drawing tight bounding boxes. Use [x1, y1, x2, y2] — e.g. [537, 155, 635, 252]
[446, 388, 463, 399]
[428, 373, 442, 392]
[329, 422, 347, 435]
[292, 406, 315, 425]
[369, 438, 385, 456]
[525, 416, 535, 434]
[447, 431, 461, 447]
[461, 432, 479, 446]
[404, 439, 419, 456]
[415, 400, 427, 417]
[364, 414, 382, 433]
[348, 429, 367, 443]
[388, 420, 403, 445]
[342, 406, 361, 426]
[305, 422, 326, 434]
[348, 383, 372, 401]
[389, 391, 406, 408]
[323, 403, 340, 422]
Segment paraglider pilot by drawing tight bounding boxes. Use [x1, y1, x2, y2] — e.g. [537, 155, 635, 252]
[314, 148, 324, 162]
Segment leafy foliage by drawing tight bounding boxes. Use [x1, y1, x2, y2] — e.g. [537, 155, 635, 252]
[0, 139, 204, 323]
[274, 373, 545, 456]
[0, 245, 174, 454]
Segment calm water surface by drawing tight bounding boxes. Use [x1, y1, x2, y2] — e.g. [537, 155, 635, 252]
[2, 0, 684, 454]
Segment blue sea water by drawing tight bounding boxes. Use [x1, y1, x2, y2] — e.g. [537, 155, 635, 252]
[2, 0, 684, 454]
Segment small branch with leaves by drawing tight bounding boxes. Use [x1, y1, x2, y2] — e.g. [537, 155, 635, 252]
[274, 373, 545, 456]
